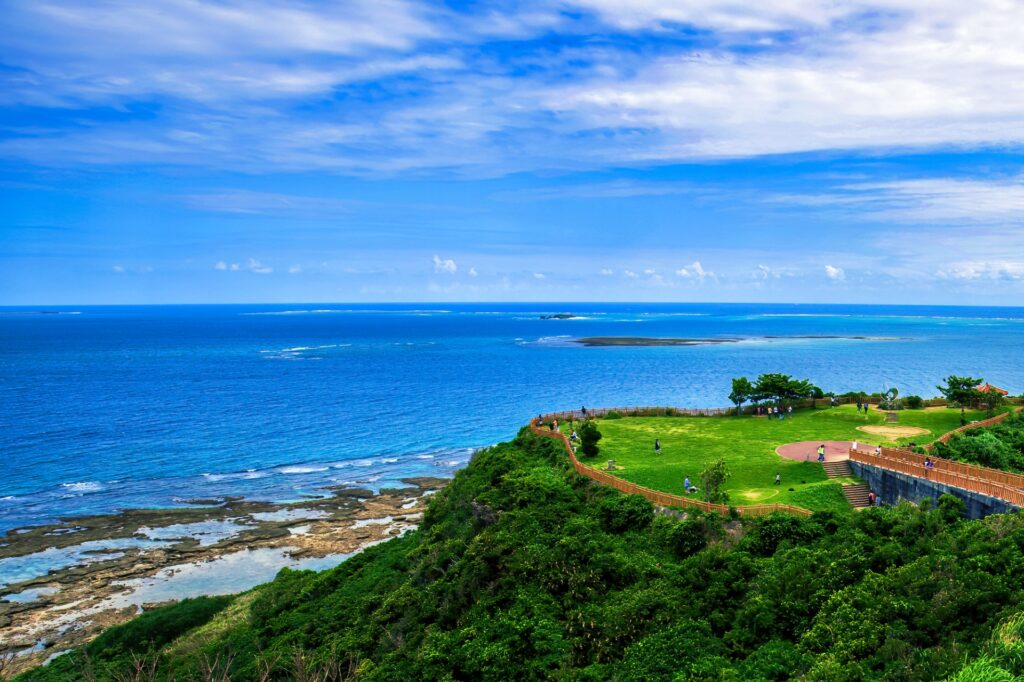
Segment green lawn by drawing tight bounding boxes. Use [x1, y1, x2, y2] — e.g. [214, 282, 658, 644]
[578, 404, 1005, 514]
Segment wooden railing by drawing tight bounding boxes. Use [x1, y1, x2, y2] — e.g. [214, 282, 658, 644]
[529, 417, 812, 517]
[929, 408, 1022, 447]
[850, 446, 1024, 507]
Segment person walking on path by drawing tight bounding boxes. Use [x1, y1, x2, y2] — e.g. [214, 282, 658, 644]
[654, 439, 662, 455]
[817, 444, 826, 463]
[774, 473, 781, 485]
[868, 490, 877, 506]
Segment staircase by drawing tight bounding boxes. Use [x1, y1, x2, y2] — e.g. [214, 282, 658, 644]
[842, 483, 873, 508]
[822, 460, 853, 478]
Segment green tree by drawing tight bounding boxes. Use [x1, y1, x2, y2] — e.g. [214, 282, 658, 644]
[729, 377, 754, 415]
[937, 375, 984, 422]
[752, 373, 815, 407]
[577, 419, 602, 458]
[699, 457, 730, 503]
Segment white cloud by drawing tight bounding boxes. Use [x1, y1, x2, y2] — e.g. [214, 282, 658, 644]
[246, 258, 273, 274]
[288, 265, 302, 274]
[938, 261, 1024, 281]
[675, 261, 713, 281]
[533, 272, 546, 279]
[230, 263, 240, 271]
[468, 267, 478, 277]
[600, 268, 614, 276]
[623, 269, 639, 279]
[214, 261, 228, 270]
[9, 2, 1024, 174]
[824, 264, 845, 281]
[432, 254, 457, 274]
[112, 264, 125, 273]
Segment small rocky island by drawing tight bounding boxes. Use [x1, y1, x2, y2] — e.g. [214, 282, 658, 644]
[539, 313, 579, 320]
[575, 336, 737, 346]
[574, 335, 907, 347]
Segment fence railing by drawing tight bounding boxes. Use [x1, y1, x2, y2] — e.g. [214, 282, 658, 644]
[850, 446, 1024, 507]
[929, 408, 1022, 448]
[528, 417, 812, 517]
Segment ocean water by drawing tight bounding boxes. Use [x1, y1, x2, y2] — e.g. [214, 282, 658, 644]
[2, 302, 1023, 534]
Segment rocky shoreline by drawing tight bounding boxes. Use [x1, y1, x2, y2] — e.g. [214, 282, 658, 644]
[0, 477, 448, 676]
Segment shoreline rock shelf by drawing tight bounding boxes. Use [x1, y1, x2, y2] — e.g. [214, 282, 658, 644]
[0, 477, 448, 675]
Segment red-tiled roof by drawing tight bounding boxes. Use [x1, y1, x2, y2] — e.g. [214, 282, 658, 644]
[979, 383, 1009, 395]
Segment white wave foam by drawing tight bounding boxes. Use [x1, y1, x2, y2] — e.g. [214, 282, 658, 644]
[60, 482, 102, 493]
[381, 458, 399, 463]
[279, 465, 330, 475]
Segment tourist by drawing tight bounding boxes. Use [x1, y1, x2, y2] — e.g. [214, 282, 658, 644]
[581, 405, 587, 417]
[852, 440, 858, 452]
[570, 429, 579, 442]
[787, 405, 793, 417]
[856, 402, 861, 413]
[875, 445, 882, 456]
[924, 457, 934, 470]
[654, 439, 661, 455]
[775, 473, 781, 485]
[684, 476, 691, 493]
[868, 490, 876, 505]
[817, 444, 826, 463]
[552, 419, 558, 431]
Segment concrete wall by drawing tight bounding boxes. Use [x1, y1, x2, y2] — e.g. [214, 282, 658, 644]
[850, 461, 1019, 519]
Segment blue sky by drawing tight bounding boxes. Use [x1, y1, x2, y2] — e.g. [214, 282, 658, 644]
[2, 0, 1023, 305]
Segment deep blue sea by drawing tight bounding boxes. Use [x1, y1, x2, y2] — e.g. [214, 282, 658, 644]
[2, 302, 1023, 533]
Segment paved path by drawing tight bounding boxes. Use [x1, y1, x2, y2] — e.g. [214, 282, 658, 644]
[776, 440, 853, 463]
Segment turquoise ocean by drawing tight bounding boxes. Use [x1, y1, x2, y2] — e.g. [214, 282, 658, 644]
[2, 303, 1022, 534]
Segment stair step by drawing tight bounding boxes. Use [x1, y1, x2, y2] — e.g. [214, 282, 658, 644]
[822, 461, 853, 478]
[842, 483, 873, 508]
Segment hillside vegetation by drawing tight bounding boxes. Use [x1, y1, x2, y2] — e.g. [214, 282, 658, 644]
[15, 428, 1024, 681]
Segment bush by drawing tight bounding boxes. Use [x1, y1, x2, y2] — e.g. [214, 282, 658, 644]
[578, 420, 602, 458]
[598, 493, 654, 533]
[904, 395, 924, 409]
[604, 411, 623, 420]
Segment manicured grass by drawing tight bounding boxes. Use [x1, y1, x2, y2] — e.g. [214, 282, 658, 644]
[579, 405, 1006, 514]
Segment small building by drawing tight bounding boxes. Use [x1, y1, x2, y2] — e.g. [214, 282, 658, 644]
[979, 383, 1009, 396]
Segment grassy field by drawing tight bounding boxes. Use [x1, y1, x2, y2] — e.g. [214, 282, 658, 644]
[577, 404, 1004, 513]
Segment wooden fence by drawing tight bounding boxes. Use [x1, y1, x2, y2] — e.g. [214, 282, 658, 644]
[528, 417, 812, 517]
[849, 445, 1024, 507]
[929, 408, 1022, 447]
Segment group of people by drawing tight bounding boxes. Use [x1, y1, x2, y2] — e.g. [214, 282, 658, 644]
[855, 402, 871, 413]
[755, 405, 793, 420]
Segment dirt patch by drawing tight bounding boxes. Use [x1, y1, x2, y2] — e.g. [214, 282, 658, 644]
[856, 425, 930, 438]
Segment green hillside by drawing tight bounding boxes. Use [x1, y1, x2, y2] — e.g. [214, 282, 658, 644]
[14, 426, 1024, 681]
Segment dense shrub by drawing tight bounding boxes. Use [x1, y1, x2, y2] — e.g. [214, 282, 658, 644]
[597, 493, 654, 533]
[578, 419, 602, 457]
[904, 395, 925, 409]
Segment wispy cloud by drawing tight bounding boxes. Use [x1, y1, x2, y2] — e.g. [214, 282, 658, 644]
[6, 2, 1024, 174]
